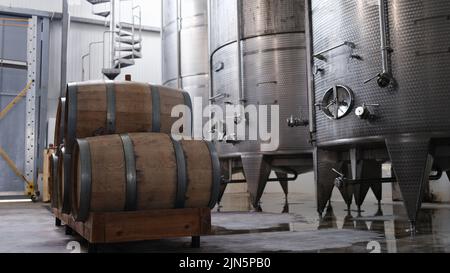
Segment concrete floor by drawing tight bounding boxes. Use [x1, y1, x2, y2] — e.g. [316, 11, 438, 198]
[0, 192, 450, 253]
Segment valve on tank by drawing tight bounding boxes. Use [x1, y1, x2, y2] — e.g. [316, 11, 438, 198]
[287, 115, 309, 128]
[332, 168, 346, 189]
[355, 103, 380, 120]
[364, 72, 393, 88]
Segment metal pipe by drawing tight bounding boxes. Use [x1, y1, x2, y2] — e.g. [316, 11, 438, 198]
[313, 41, 356, 60]
[81, 53, 89, 81]
[103, 30, 115, 69]
[236, 0, 245, 103]
[209, 92, 229, 101]
[176, 0, 183, 89]
[109, 0, 116, 70]
[87, 41, 104, 80]
[60, 0, 69, 97]
[305, 0, 316, 134]
[161, 0, 164, 86]
[342, 170, 443, 185]
[133, 5, 142, 42]
[224, 170, 299, 184]
[379, 0, 389, 75]
[207, 0, 214, 100]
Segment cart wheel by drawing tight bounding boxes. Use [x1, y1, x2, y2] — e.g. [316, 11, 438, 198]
[55, 218, 62, 227]
[65, 225, 73, 235]
[31, 195, 38, 203]
[191, 236, 201, 248]
[88, 243, 98, 253]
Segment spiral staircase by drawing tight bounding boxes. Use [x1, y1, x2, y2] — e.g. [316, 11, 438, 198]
[84, 0, 142, 80]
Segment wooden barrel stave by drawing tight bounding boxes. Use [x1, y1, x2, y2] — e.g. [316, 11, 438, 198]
[50, 153, 59, 209]
[54, 98, 66, 148]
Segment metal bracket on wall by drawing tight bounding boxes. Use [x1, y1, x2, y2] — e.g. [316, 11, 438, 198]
[25, 16, 38, 197]
[313, 41, 356, 61]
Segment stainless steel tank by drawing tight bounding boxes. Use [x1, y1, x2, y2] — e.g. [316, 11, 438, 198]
[210, 0, 313, 208]
[162, 0, 209, 135]
[309, 0, 450, 227]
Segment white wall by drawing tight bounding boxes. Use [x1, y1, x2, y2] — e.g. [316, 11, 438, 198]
[0, 0, 161, 28]
[0, 0, 61, 13]
[69, 0, 161, 28]
[66, 22, 161, 83]
[47, 24, 161, 121]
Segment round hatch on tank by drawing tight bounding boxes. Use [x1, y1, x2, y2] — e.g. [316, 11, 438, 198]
[321, 85, 354, 120]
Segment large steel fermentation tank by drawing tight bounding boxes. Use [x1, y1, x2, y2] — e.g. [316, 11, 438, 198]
[209, 0, 313, 208]
[162, 0, 209, 135]
[308, 0, 450, 228]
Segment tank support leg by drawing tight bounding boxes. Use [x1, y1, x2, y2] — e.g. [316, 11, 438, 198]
[315, 149, 340, 215]
[191, 236, 201, 248]
[352, 153, 381, 215]
[55, 217, 61, 227]
[276, 172, 289, 201]
[216, 184, 227, 212]
[338, 162, 354, 211]
[241, 155, 271, 210]
[65, 225, 73, 236]
[386, 137, 433, 226]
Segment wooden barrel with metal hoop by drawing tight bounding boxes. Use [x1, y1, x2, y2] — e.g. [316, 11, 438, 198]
[64, 81, 192, 155]
[50, 153, 59, 209]
[54, 98, 66, 148]
[56, 147, 73, 214]
[71, 133, 221, 222]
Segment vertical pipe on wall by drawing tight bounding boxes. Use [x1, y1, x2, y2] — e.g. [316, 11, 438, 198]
[378, 0, 389, 75]
[60, 0, 69, 97]
[37, 17, 50, 181]
[236, 0, 244, 103]
[207, 0, 213, 100]
[305, 0, 316, 134]
[176, 0, 182, 89]
[110, 0, 116, 70]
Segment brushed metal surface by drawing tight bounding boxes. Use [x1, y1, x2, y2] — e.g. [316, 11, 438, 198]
[210, 0, 311, 156]
[213, 33, 311, 154]
[162, 0, 210, 105]
[312, 0, 450, 145]
[210, 0, 305, 53]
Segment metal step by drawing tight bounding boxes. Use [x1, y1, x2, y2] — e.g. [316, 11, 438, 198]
[114, 51, 142, 61]
[116, 37, 142, 45]
[86, 0, 111, 4]
[115, 45, 142, 52]
[115, 59, 135, 69]
[93, 11, 110, 17]
[115, 27, 133, 37]
[116, 30, 133, 37]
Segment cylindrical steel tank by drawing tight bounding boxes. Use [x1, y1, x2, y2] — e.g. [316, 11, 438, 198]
[162, 0, 209, 132]
[309, 0, 450, 226]
[210, 0, 313, 207]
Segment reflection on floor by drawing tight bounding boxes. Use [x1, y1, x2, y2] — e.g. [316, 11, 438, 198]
[0, 192, 450, 253]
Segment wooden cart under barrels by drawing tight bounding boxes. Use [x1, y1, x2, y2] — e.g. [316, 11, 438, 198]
[53, 208, 211, 252]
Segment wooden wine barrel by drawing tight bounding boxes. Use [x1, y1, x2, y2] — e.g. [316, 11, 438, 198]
[71, 133, 221, 222]
[64, 81, 192, 154]
[50, 153, 59, 209]
[56, 147, 72, 213]
[54, 98, 66, 148]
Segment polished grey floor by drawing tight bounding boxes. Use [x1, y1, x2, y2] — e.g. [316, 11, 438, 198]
[0, 192, 449, 253]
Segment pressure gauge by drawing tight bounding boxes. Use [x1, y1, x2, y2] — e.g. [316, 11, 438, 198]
[321, 85, 354, 120]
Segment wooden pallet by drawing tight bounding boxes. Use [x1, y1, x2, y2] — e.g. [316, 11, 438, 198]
[42, 148, 56, 202]
[53, 208, 211, 252]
